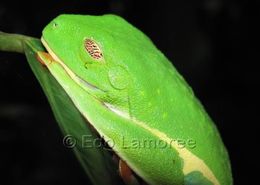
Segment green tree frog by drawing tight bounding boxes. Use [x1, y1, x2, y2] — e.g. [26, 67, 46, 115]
[37, 14, 232, 185]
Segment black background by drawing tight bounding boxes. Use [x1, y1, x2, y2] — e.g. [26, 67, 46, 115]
[0, 0, 258, 185]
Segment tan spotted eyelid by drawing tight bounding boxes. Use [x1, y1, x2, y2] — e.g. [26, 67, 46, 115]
[84, 38, 103, 60]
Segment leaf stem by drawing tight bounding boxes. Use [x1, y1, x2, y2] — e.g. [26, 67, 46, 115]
[0, 31, 38, 54]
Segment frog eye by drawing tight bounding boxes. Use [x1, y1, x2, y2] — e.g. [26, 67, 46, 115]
[84, 38, 103, 60]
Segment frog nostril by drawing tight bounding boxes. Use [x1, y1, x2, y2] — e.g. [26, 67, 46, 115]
[52, 22, 58, 28]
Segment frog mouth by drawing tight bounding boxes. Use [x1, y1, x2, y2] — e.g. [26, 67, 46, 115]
[40, 37, 130, 120]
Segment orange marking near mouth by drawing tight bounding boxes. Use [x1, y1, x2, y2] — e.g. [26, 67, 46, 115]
[36, 51, 54, 66]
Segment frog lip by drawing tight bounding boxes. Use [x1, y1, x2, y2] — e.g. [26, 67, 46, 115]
[41, 37, 103, 92]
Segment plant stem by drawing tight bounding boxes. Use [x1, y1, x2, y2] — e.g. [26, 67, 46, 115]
[0, 31, 38, 54]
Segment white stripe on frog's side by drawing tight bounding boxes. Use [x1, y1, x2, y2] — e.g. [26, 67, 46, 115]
[103, 102, 130, 119]
[129, 116, 220, 185]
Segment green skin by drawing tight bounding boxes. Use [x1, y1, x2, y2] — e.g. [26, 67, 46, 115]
[38, 14, 232, 185]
